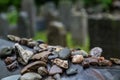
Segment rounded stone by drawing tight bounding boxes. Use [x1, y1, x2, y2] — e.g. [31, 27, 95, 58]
[58, 48, 71, 59]
[20, 72, 42, 80]
[72, 55, 84, 64]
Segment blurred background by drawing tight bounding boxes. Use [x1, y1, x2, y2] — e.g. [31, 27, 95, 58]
[0, 0, 120, 58]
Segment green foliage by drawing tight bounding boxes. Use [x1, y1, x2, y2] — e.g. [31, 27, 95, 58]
[84, 0, 112, 10]
[100, 0, 112, 10]
[7, 10, 18, 25]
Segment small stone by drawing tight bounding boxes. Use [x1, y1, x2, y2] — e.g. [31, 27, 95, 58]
[15, 43, 33, 64]
[58, 48, 71, 59]
[20, 72, 42, 80]
[37, 40, 45, 44]
[72, 55, 84, 64]
[45, 76, 55, 80]
[90, 47, 102, 57]
[4, 56, 16, 65]
[0, 47, 13, 58]
[21, 61, 46, 74]
[82, 60, 90, 69]
[31, 51, 51, 62]
[98, 57, 105, 62]
[27, 41, 38, 48]
[110, 58, 120, 65]
[71, 50, 88, 57]
[52, 58, 68, 69]
[7, 61, 18, 71]
[66, 67, 78, 75]
[53, 74, 61, 80]
[38, 67, 48, 76]
[7, 35, 21, 42]
[20, 38, 33, 45]
[39, 44, 48, 50]
[48, 54, 58, 60]
[98, 59, 112, 66]
[55, 47, 63, 52]
[49, 65, 63, 75]
[85, 57, 98, 66]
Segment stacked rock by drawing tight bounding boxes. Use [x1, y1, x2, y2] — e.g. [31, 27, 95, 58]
[0, 35, 120, 80]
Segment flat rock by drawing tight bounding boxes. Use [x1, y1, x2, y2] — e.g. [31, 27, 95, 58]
[66, 67, 78, 75]
[49, 65, 63, 75]
[20, 72, 42, 80]
[58, 48, 71, 59]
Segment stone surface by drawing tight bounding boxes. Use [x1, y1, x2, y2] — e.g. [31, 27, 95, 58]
[71, 50, 88, 57]
[66, 67, 78, 75]
[58, 48, 71, 59]
[53, 74, 61, 80]
[15, 43, 33, 64]
[31, 51, 51, 62]
[37, 67, 48, 76]
[21, 61, 46, 74]
[90, 47, 102, 57]
[72, 55, 84, 64]
[49, 65, 63, 75]
[20, 72, 42, 80]
[0, 47, 13, 58]
[52, 58, 68, 69]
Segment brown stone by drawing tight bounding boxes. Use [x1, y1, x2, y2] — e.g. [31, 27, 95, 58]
[72, 55, 84, 64]
[52, 58, 68, 69]
[21, 61, 47, 74]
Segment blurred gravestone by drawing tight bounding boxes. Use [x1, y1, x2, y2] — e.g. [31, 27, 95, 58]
[36, 17, 46, 31]
[70, 0, 88, 46]
[47, 21, 67, 47]
[112, 0, 120, 14]
[88, 14, 120, 58]
[17, 12, 31, 38]
[21, 0, 36, 38]
[59, 0, 72, 31]
[0, 13, 9, 39]
[9, 26, 18, 36]
[42, 2, 59, 27]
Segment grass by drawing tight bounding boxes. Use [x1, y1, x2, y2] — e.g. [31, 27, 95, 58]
[34, 31, 90, 52]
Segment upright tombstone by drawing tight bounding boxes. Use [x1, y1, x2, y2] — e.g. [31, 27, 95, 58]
[59, 0, 72, 31]
[17, 12, 31, 38]
[47, 21, 67, 47]
[42, 2, 59, 27]
[0, 13, 9, 39]
[88, 14, 120, 58]
[70, 0, 88, 46]
[21, 0, 36, 38]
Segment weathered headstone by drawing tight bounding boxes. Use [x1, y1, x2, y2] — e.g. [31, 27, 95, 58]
[70, 0, 88, 46]
[21, 0, 36, 37]
[8, 26, 18, 36]
[42, 2, 59, 27]
[36, 17, 46, 31]
[47, 21, 66, 47]
[17, 12, 31, 38]
[0, 13, 9, 39]
[88, 14, 120, 58]
[59, 0, 72, 31]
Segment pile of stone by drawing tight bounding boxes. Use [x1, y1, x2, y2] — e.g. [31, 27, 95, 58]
[0, 35, 120, 80]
